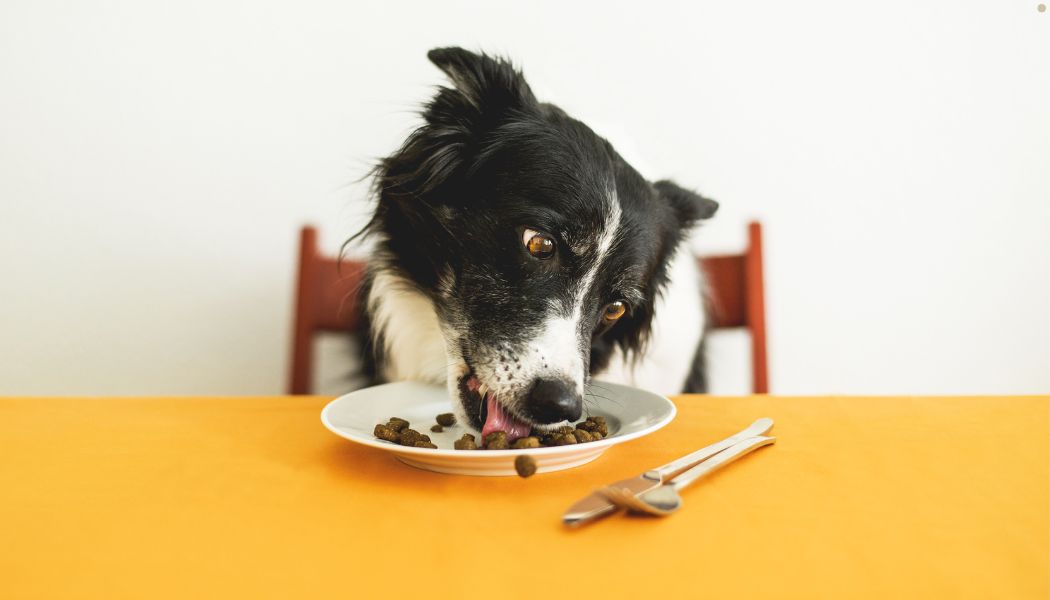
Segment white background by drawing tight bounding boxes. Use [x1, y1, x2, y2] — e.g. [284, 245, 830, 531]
[2, 0, 1048, 396]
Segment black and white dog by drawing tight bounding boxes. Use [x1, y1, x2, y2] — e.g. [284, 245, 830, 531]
[357, 47, 717, 440]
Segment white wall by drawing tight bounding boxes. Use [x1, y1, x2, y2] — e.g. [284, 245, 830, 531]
[2, 0, 1048, 396]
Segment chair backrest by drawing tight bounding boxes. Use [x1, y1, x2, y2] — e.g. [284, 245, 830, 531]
[288, 222, 768, 394]
[697, 222, 769, 393]
[288, 227, 367, 395]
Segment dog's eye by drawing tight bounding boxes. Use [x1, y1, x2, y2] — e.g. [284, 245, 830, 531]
[603, 301, 627, 323]
[523, 228, 555, 260]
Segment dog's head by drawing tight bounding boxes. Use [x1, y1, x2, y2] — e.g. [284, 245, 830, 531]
[367, 48, 717, 437]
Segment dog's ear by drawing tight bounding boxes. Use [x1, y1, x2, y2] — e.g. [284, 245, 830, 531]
[654, 180, 719, 226]
[426, 47, 537, 123]
[600, 181, 716, 365]
[375, 48, 538, 206]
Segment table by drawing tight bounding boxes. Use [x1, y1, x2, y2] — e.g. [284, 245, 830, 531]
[1, 395, 1047, 599]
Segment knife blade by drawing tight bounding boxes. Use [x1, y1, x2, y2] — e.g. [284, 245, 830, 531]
[562, 417, 774, 527]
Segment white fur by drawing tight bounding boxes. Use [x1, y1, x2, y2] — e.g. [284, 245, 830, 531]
[600, 240, 705, 396]
[568, 194, 622, 322]
[527, 314, 586, 393]
[524, 192, 623, 395]
[367, 269, 449, 384]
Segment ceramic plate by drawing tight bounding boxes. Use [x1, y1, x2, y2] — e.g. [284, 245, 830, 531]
[321, 380, 676, 476]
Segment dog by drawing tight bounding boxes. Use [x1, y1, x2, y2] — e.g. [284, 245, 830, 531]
[356, 47, 717, 439]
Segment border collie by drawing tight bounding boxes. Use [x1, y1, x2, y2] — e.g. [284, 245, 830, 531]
[356, 47, 717, 439]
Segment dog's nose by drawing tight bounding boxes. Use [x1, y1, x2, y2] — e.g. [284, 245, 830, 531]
[528, 378, 582, 423]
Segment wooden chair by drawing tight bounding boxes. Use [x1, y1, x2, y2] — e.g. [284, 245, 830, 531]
[288, 222, 768, 394]
[699, 222, 769, 393]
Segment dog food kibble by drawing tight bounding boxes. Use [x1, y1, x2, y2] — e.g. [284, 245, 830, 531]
[573, 429, 595, 443]
[373, 424, 400, 443]
[387, 418, 410, 432]
[398, 429, 425, 446]
[484, 431, 509, 450]
[550, 434, 577, 446]
[589, 416, 609, 436]
[511, 436, 541, 449]
[373, 414, 610, 450]
[454, 434, 478, 450]
[574, 417, 608, 437]
[514, 455, 537, 478]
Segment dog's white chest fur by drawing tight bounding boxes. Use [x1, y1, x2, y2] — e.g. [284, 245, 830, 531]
[367, 270, 450, 384]
[368, 241, 704, 396]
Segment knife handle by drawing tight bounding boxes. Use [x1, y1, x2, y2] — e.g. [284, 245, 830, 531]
[654, 417, 774, 481]
[669, 436, 775, 491]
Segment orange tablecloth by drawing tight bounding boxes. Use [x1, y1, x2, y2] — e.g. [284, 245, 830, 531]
[1, 395, 1047, 599]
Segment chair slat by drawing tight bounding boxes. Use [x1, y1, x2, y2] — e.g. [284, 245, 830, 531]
[700, 255, 747, 328]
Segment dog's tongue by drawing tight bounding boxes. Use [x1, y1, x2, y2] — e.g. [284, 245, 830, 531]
[481, 393, 532, 442]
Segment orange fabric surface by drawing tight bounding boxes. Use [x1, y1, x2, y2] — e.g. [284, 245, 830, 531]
[1, 395, 1047, 599]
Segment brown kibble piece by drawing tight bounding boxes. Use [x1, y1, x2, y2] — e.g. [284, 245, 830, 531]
[484, 431, 509, 450]
[573, 429, 595, 443]
[373, 424, 400, 443]
[398, 428, 424, 446]
[588, 416, 609, 436]
[444, 417, 610, 451]
[454, 436, 478, 450]
[385, 413, 610, 452]
[514, 455, 537, 478]
[511, 436, 541, 449]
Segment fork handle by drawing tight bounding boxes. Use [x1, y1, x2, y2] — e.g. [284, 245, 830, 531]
[669, 436, 775, 491]
[653, 418, 774, 481]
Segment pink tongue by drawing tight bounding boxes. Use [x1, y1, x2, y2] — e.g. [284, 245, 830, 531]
[481, 393, 532, 442]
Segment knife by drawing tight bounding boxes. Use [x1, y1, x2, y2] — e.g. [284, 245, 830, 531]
[562, 417, 774, 527]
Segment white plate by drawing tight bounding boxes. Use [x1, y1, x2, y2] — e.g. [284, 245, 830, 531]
[321, 380, 676, 476]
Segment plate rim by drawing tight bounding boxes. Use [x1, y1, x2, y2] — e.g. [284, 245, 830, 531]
[320, 380, 677, 457]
